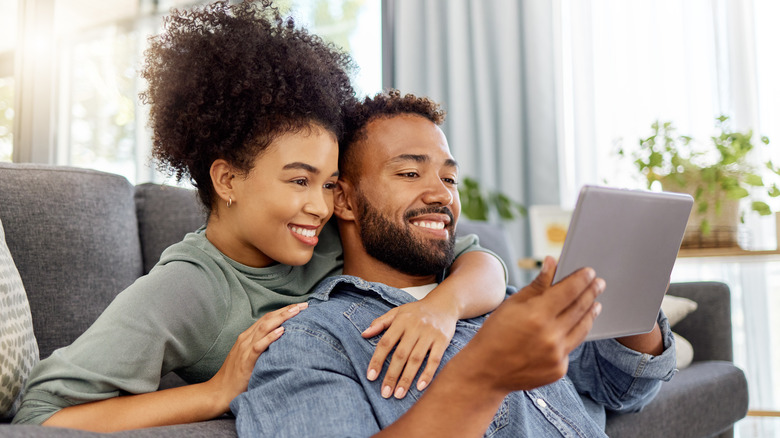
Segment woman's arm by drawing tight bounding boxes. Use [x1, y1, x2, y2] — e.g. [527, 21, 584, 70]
[43, 303, 306, 432]
[362, 250, 506, 399]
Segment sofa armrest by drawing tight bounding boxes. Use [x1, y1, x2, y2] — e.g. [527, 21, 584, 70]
[667, 281, 733, 362]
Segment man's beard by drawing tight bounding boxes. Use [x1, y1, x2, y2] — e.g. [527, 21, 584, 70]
[356, 192, 456, 277]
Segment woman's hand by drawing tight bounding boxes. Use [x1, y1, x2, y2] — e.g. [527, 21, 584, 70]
[362, 299, 457, 399]
[206, 302, 308, 412]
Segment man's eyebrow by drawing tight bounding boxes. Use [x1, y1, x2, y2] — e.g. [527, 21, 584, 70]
[388, 155, 459, 169]
[283, 162, 339, 177]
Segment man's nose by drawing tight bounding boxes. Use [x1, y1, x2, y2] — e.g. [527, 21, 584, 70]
[421, 178, 454, 206]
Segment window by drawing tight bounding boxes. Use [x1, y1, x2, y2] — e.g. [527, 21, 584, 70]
[0, 0, 17, 162]
[8, 0, 382, 183]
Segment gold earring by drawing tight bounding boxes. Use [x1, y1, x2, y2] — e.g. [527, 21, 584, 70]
[227, 196, 233, 208]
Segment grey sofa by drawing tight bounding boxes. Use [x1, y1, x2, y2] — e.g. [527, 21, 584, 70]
[0, 162, 748, 437]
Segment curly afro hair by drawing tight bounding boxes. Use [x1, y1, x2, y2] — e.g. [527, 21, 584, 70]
[140, 0, 357, 212]
[339, 89, 446, 179]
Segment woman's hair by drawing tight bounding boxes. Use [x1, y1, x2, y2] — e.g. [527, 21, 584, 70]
[140, 0, 356, 211]
[339, 89, 446, 179]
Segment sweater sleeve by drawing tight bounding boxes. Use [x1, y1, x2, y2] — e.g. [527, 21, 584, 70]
[12, 262, 229, 425]
[452, 233, 509, 285]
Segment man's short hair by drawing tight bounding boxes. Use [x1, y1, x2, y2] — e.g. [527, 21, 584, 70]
[339, 90, 447, 179]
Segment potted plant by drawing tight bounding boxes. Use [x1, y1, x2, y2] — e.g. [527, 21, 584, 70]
[619, 116, 778, 248]
[458, 177, 526, 221]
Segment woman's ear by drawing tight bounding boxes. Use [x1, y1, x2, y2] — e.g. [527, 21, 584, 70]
[210, 159, 236, 206]
[334, 179, 356, 221]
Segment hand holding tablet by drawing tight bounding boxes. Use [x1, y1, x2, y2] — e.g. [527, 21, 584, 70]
[552, 186, 693, 341]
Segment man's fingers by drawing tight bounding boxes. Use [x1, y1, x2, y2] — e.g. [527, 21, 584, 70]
[563, 301, 602, 352]
[542, 267, 597, 315]
[558, 277, 605, 327]
[523, 256, 558, 297]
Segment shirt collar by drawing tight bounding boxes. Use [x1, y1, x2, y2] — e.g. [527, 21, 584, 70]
[312, 275, 420, 308]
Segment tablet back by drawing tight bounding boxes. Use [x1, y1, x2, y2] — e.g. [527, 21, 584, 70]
[552, 186, 693, 341]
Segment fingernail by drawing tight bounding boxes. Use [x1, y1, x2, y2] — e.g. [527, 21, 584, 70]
[596, 278, 606, 293]
[274, 327, 284, 335]
[540, 257, 549, 274]
[288, 306, 299, 313]
[394, 387, 406, 399]
[298, 302, 308, 309]
[382, 385, 392, 398]
[417, 380, 428, 391]
[585, 268, 596, 282]
[367, 369, 377, 381]
[594, 302, 602, 316]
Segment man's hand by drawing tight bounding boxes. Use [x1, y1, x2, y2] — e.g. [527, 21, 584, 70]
[461, 256, 604, 394]
[362, 300, 457, 399]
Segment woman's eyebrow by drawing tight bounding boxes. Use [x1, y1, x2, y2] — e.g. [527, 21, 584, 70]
[283, 162, 339, 177]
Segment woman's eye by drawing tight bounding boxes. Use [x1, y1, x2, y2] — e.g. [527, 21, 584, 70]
[442, 177, 458, 185]
[323, 182, 337, 190]
[292, 178, 308, 186]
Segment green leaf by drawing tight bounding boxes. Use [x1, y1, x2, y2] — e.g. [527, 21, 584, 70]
[700, 219, 711, 236]
[752, 201, 772, 216]
[744, 173, 764, 186]
[769, 185, 780, 198]
[725, 187, 749, 199]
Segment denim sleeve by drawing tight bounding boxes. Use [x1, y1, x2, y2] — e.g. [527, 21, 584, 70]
[567, 310, 677, 413]
[231, 324, 379, 438]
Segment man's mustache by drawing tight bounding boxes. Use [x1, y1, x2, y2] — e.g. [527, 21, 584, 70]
[404, 206, 455, 225]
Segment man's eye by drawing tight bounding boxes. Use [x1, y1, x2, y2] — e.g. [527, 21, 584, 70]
[398, 172, 419, 178]
[442, 178, 458, 185]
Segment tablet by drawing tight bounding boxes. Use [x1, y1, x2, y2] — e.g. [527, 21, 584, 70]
[552, 185, 693, 341]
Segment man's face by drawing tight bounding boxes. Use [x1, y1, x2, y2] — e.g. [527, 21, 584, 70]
[349, 114, 461, 276]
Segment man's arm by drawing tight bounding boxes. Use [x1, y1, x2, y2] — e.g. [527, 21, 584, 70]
[376, 258, 605, 437]
[567, 310, 676, 414]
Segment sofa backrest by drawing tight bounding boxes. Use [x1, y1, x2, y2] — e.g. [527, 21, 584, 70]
[134, 183, 207, 275]
[0, 163, 144, 359]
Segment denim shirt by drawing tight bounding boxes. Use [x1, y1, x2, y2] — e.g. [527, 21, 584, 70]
[231, 275, 676, 438]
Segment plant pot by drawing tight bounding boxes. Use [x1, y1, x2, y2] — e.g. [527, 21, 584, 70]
[660, 177, 740, 248]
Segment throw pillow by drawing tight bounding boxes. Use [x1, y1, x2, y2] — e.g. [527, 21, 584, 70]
[661, 294, 698, 326]
[0, 218, 39, 420]
[661, 295, 698, 369]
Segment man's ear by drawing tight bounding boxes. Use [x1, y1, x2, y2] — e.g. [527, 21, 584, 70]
[210, 159, 237, 206]
[334, 179, 357, 221]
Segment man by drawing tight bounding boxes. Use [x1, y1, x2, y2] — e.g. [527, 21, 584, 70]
[230, 90, 676, 437]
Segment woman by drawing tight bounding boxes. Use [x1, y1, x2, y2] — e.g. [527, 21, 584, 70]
[13, 1, 506, 431]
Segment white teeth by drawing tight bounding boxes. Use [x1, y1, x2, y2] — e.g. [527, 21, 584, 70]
[412, 221, 445, 230]
[291, 226, 316, 238]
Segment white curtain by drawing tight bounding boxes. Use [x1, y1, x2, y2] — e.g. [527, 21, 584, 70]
[391, 0, 562, 258]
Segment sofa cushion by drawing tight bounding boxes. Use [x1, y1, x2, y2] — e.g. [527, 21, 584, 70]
[0, 163, 143, 359]
[134, 184, 207, 275]
[0, 218, 39, 420]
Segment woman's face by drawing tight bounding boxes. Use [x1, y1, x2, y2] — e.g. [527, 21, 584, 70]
[212, 126, 339, 268]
